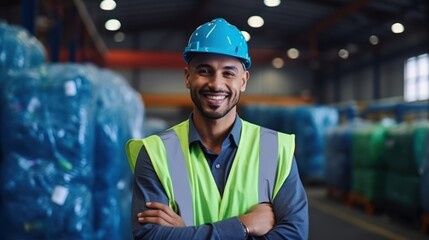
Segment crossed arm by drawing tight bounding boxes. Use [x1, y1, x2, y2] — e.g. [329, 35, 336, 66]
[131, 147, 308, 239]
[138, 201, 275, 236]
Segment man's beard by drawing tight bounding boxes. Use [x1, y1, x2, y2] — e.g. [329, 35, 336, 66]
[190, 91, 239, 119]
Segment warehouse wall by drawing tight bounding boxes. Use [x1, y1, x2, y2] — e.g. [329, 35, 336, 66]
[325, 31, 427, 104]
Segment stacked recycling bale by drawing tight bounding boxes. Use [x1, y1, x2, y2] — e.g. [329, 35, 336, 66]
[294, 106, 339, 180]
[0, 19, 144, 238]
[0, 63, 144, 239]
[325, 119, 367, 194]
[422, 131, 429, 215]
[239, 104, 296, 134]
[88, 65, 144, 240]
[0, 20, 47, 239]
[0, 66, 96, 239]
[0, 20, 45, 74]
[240, 105, 339, 180]
[350, 119, 394, 208]
[384, 120, 429, 218]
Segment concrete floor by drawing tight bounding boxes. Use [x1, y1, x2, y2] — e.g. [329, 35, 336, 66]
[307, 187, 429, 240]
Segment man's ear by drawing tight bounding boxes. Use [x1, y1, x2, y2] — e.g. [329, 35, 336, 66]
[184, 67, 190, 88]
[240, 71, 249, 92]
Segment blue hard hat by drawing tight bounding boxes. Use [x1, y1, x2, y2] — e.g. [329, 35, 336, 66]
[183, 18, 251, 69]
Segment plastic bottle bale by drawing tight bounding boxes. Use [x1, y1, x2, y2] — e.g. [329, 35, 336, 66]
[107, 69, 143, 240]
[384, 123, 407, 172]
[325, 128, 346, 189]
[325, 120, 365, 192]
[421, 131, 429, 213]
[90, 67, 131, 239]
[385, 121, 429, 175]
[295, 106, 339, 179]
[352, 123, 390, 169]
[0, 70, 53, 239]
[0, 24, 32, 72]
[412, 121, 429, 175]
[90, 67, 143, 240]
[90, 67, 123, 187]
[44, 63, 97, 184]
[1, 65, 97, 238]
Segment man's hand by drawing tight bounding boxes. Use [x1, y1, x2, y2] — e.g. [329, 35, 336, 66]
[137, 202, 185, 227]
[239, 203, 275, 236]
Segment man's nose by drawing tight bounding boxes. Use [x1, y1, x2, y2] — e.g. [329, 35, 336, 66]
[207, 73, 223, 89]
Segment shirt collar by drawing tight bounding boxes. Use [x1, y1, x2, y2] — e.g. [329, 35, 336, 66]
[188, 114, 242, 148]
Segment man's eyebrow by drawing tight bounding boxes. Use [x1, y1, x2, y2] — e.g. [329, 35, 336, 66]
[223, 66, 239, 71]
[195, 63, 211, 69]
[194, 63, 239, 71]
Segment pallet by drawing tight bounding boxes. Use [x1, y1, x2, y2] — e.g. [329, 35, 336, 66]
[422, 214, 429, 234]
[326, 187, 349, 203]
[347, 192, 375, 215]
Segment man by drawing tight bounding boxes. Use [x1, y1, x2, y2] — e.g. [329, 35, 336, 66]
[126, 18, 308, 239]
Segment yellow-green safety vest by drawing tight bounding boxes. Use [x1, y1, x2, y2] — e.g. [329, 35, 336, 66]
[126, 119, 295, 226]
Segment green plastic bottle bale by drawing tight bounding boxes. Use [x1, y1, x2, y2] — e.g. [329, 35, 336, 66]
[413, 121, 429, 174]
[385, 121, 429, 175]
[352, 167, 385, 201]
[385, 171, 421, 214]
[352, 124, 390, 169]
[384, 123, 408, 172]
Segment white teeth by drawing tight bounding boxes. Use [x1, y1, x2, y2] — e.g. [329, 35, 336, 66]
[207, 95, 226, 100]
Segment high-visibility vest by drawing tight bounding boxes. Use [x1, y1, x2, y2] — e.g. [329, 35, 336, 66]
[126, 119, 295, 226]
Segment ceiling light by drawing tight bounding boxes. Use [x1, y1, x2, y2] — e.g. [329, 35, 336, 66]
[287, 48, 299, 59]
[105, 19, 121, 31]
[241, 31, 251, 41]
[391, 23, 404, 34]
[248, 16, 264, 28]
[114, 32, 125, 42]
[338, 49, 349, 59]
[272, 58, 284, 68]
[100, 0, 116, 11]
[369, 35, 379, 45]
[264, 0, 281, 7]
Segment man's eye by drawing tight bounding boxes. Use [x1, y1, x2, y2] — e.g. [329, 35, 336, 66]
[223, 71, 235, 77]
[197, 68, 210, 75]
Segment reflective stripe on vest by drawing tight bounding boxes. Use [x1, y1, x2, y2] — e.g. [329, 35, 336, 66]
[158, 129, 194, 225]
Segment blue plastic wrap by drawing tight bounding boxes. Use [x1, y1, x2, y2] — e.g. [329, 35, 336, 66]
[324, 119, 367, 191]
[239, 104, 296, 134]
[0, 65, 96, 239]
[89, 65, 143, 240]
[44, 64, 96, 183]
[0, 58, 144, 239]
[0, 22, 45, 74]
[294, 106, 339, 179]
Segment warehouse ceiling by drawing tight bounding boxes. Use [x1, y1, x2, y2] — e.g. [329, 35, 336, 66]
[0, 0, 428, 68]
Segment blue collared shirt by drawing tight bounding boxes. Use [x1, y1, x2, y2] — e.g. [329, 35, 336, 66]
[131, 115, 308, 239]
[188, 115, 241, 196]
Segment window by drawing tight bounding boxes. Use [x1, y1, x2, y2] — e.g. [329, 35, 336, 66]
[404, 53, 429, 102]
